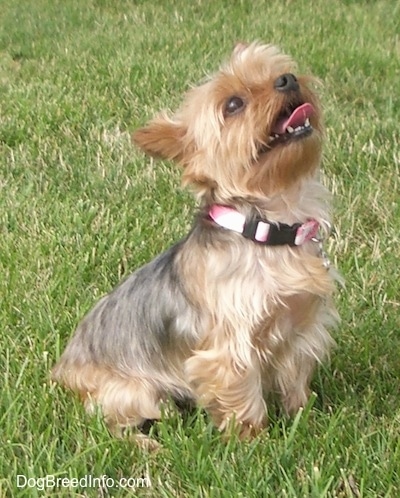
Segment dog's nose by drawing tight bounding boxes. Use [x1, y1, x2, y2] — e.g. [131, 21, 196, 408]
[274, 73, 299, 92]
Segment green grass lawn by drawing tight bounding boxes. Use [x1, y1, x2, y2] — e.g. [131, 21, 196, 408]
[1, 0, 399, 496]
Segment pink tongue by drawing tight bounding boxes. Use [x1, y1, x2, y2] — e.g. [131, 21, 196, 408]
[272, 103, 315, 134]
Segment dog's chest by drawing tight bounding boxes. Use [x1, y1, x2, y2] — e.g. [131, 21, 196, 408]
[202, 242, 323, 317]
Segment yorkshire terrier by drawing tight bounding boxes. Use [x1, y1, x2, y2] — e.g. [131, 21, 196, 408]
[52, 42, 340, 443]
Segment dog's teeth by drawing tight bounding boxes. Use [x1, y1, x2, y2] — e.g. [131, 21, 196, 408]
[286, 126, 294, 133]
[305, 118, 310, 127]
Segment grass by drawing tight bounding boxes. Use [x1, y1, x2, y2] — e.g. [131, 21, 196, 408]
[1, 0, 399, 496]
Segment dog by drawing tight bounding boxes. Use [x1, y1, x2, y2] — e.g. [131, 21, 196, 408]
[52, 42, 340, 444]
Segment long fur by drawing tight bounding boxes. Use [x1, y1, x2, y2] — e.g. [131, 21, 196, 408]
[52, 41, 340, 441]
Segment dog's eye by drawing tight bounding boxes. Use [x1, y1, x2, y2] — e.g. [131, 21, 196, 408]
[224, 96, 245, 116]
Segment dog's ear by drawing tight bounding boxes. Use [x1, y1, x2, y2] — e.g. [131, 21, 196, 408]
[132, 113, 187, 163]
[232, 41, 249, 55]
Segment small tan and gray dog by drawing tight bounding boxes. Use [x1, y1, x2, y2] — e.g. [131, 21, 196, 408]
[52, 42, 340, 446]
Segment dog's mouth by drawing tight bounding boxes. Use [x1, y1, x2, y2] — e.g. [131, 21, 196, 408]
[260, 102, 315, 153]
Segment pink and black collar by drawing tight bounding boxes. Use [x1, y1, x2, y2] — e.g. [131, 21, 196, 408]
[208, 205, 319, 246]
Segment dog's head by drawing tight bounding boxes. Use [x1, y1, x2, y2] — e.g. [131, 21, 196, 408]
[133, 42, 323, 201]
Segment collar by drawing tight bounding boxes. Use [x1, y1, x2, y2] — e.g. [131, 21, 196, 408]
[208, 205, 319, 246]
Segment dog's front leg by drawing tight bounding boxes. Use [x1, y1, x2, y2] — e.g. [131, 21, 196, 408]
[184, 347, 267, 438]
